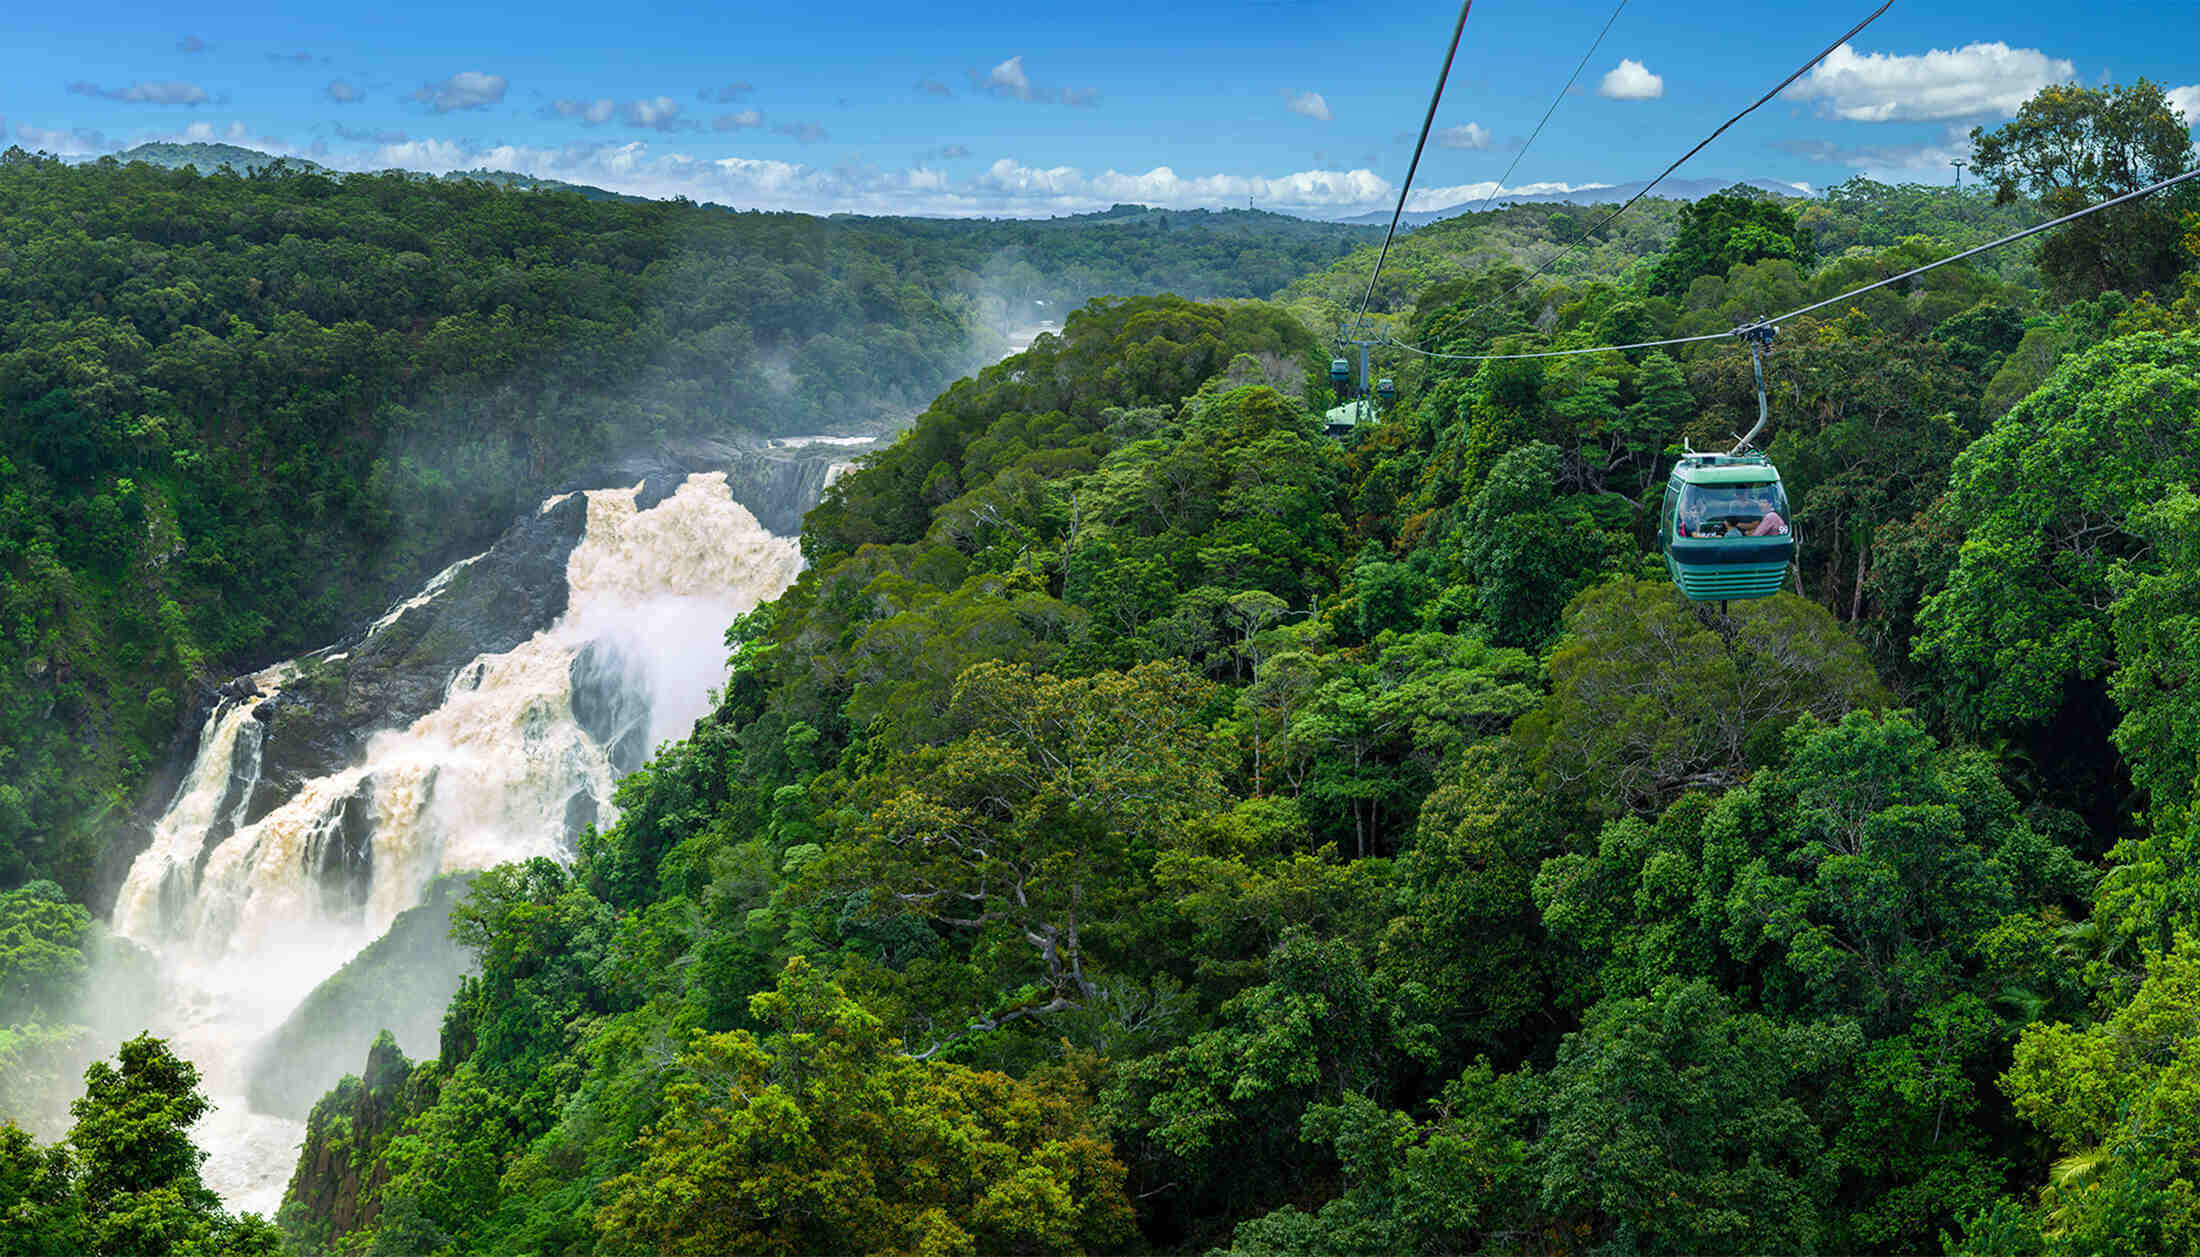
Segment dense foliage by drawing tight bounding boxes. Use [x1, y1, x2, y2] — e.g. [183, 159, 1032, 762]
[0, 1035, 277, 1255]
[3, 78, 2199, 1255]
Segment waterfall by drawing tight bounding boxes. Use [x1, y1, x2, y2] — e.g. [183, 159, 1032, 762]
[107, 472, 803, 1216]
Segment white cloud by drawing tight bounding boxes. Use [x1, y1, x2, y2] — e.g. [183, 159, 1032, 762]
[1286, 90, 1332, 122]
[702, 82, 753, 104]
[916, 78, 952, 97]
[707, 154, 814, 194]
[375, 137, 472, 168]
[171, 121, 266, 147]
[15, 124, 109, 156]
[979, 156, 1080, 195]
[982, 159, 1393, 213]
[410, 71, 507, 113]
[333, 123, 408, 143]
[774, 121, 828, 144]
[1435, 122, 1491, 150]
[126, 119, 314, 160]
[621, 97, 684, 131]
[987, 56, 1033, 100]
[1598, 59, 1663, 101]
[326, 81, 364, 103]
[713, 109, 764, 131]
[67, 80, 209, 106]
[552, 98, 619, 124]
[1786, 42, 2074, 122]
[2171, 84, 2200, 127]
[973, 56, 1096, 107]
[549, 96, 689, 129]
[176, 35, 207, 53]
[1405, 178, 1600, 211]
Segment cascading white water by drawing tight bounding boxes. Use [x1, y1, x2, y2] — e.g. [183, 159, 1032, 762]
[107, 473, 803, 1216]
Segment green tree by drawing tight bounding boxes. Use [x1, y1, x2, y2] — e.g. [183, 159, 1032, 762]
[1105, 929, 1400, 1237]
[1969, 80, 2199, 298]
[1376, 741, 1585, 1075]
[1651, 192, 1812, 297]
[0, 882, 101, 1132]
[2109, 489, 2200, 815]
[1533, 980, 1855, 1254]
[1989, 937, 2200, 1254]
[824, 660, 1227, 1048]
[0, 881, 89, 1022]
[0, 1036, 276, 1256]
[1518, 579, 1887, 813]
[593, 958, 1132, 1256]
[1914, 332, 2200, 740]
[1536, 712, 2090, 1249]
[1457, 442, 1637, 649]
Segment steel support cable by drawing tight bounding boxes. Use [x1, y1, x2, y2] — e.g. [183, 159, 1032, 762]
[1391, 163, 2200, 363]
[1391, 328, 1729, 362]
[1458, 0, 1893, 325]
[1340, 0, 1473, 350]
[1465, 0, 1630, 221]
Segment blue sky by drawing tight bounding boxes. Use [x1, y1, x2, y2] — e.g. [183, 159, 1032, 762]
[5, 0, 2196, 218]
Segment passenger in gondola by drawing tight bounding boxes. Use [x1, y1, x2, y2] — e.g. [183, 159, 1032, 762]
[1748, 491, 1787, 536]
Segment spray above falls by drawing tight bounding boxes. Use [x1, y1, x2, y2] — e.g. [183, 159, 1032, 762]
[107, 471, 804, 1215]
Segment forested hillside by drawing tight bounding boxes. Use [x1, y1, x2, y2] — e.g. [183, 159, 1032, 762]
[0, 149, 1369, 895]
[1279, 173, 2043, 336]
[2, 79, 2198, 1256]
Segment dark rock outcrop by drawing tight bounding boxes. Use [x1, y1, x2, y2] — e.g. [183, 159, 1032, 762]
[246, 491, 590, 826]
[302, 774, 382, 917]
[569, 640, 652, 775]
[281, 1030, 437, 1244]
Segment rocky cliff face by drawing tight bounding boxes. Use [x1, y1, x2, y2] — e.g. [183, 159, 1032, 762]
[281, 1032, 434, 1244]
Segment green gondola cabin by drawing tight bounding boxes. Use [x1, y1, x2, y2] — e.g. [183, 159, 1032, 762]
[1659, 452, 1794, 601]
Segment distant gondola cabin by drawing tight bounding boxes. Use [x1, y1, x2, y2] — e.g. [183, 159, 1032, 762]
[1659, 453, 1795, 601]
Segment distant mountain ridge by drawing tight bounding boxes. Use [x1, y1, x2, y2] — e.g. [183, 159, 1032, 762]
[106, 142, 331, 175]
[1332, 176, 1812, 226]
[99, 144, 637, 201]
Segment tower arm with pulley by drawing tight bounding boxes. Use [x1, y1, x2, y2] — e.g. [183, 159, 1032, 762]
[1731, 321, 1775, 454]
